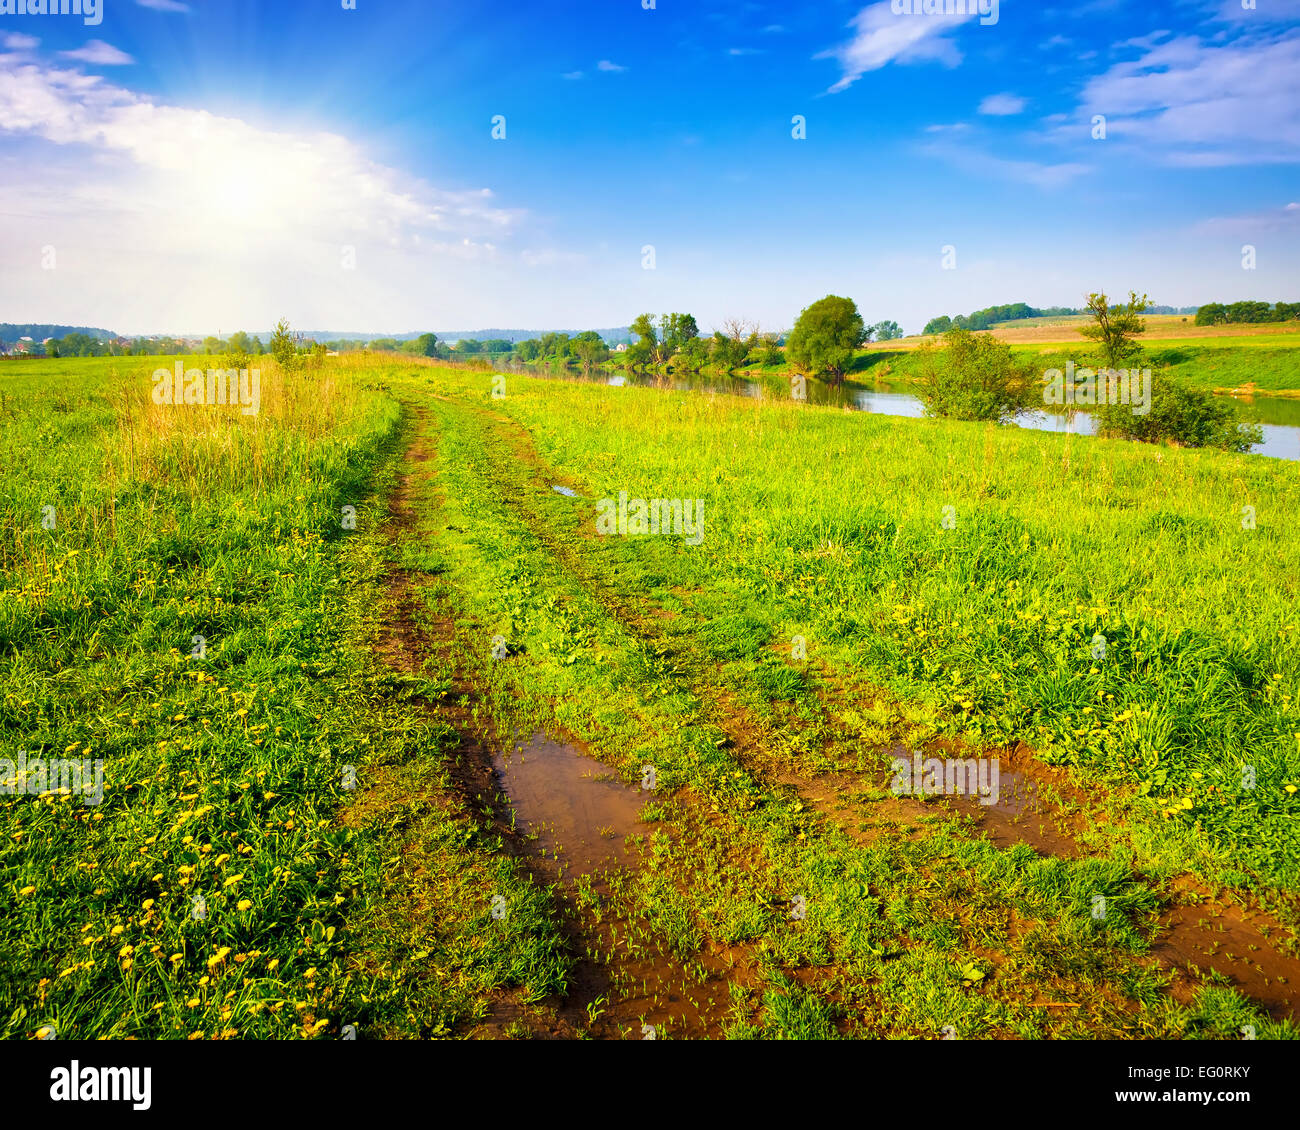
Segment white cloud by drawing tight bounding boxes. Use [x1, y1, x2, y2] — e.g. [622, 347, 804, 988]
[597, 60, 627, 72]
[919, 140, 1091, 189]
[728, 47, 764, 56]
[562, 70, 583, 80]
[1195, 201, 1300, 235]
[978, 92, 1026, 115]
[136, 0, 190, 10]
[1076, 30, 1300, 165]
[1115, 30, 1171, 50]
[3, 33, 40, 50]
[0, 61, 528, 330]
[818, 2, 973, 94]
[59, 41, 135, 66]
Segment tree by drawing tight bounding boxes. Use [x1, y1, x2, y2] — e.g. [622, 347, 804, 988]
[270, 319, 298, 370]
[570, 331, 611, 369]
[915, 327, 1037, 423]
[414, 332, 439, 357]
[759, 333, 784, 367]
[1079, 291, 1150, 369]
[1194, 302, 1226, 327]
[676, 335, 710, 371]
[708, 317, 757, 372]
[659, 313, 699, 362]
[710, 331, 750, 372]
[871, 320, 903, 341]
[923, 315, 952, 336]
[627, 313, 657, 368]
[785, 295, 866, 382]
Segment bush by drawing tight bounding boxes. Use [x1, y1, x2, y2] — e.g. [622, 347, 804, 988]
[914, 327, 1038, 423]
[1094, 374, 1262, 452]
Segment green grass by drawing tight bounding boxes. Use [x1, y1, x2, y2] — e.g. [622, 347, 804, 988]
[478, 366, 1300, 896]
[4, 353, 1298, 1040]
[0, 356, 569, 1039]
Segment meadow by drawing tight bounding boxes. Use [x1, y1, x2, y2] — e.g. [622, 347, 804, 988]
[2, 352, 1298, 1039]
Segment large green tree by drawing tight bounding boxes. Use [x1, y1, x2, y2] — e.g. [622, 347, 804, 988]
[785, 295, 866, 382]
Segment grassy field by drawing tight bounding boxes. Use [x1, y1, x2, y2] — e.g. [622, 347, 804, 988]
[906, 315, 1300, 345]
[3, 353, 1298, 1039]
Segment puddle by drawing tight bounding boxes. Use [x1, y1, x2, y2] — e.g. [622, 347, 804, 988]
[491, 733, 648, 880]
[946, 768, 1041, 816]
[550, 484, 578, 497]
[1155, 902, 1300, 1023]
[880, 745, 1080, 856]
[948, 768, 1079, 856]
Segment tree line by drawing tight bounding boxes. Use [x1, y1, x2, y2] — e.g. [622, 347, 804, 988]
[592, 307, 902, 378]
[1194, 301, 1300, 326]
[922, 302, 1081, 335]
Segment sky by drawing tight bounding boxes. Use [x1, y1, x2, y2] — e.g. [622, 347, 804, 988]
[0, 0, 1297, 336]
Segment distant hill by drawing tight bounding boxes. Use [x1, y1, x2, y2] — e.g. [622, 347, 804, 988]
[0, 323, 117, 341]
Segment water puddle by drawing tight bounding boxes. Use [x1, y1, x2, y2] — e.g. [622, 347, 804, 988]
[491, 732, 647, 880]
[550, 484, 577, 497]
[1155, 900, 1300, 1023]
[946, 767, 1040, 816]
[879, 745, 1080, 856]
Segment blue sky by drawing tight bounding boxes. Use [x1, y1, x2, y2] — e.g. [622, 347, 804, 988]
[0, 0, 1297, 335]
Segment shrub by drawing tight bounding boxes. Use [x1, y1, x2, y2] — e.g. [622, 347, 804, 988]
[914, 327, 1038, 423]
[1094, 374, 1262, 451]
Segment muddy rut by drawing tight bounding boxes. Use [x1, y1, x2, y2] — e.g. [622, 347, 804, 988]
[374, 408, 755, 1039]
